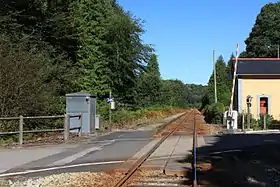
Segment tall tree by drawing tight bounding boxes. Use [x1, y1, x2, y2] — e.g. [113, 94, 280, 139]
[0, 0, 77, 95]
[207, 56, 230, 106]
[0, 34, 57, 117]
[158, 80, 188, 107]
[226, 53, 235, 91]
[186, 84, 207, 108]
[105, 3, 153, 104]
[70, 0, 113, 95]
[0, 0, 76, 115]
[242, 2, 280, 57]
[137, 54, 161, 106]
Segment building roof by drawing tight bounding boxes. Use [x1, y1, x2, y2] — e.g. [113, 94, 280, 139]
[66, 92, 97, 97]
[232, 58, 280, 75]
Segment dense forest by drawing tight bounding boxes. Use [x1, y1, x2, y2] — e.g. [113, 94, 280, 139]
[0, 0, 207, 121]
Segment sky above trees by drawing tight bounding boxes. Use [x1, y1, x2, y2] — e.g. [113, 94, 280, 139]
[118, 0, 277, 85]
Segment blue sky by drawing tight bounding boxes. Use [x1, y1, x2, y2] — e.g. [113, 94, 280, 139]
[117, 0, 277, 85]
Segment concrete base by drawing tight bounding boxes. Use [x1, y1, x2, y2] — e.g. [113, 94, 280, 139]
[233, 129, 280, 134]
[129, 135, 205, 175]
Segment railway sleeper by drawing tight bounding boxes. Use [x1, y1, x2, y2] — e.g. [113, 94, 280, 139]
[129, 184, 189, 187]
[128, 177, 190, 187]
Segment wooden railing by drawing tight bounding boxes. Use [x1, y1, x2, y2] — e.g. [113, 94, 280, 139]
[0, 114, 82, 146]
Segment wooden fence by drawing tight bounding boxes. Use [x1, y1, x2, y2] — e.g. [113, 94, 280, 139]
[0, 114, 82, 146]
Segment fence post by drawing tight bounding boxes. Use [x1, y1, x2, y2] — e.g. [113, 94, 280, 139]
[242, 113, 245, 131]
[264, 114, 266, 130]
[64, 114, 69, 141]
[247, 113, 251, 130]
[19, 115, 23, 146]
[79, 113, 83, 137]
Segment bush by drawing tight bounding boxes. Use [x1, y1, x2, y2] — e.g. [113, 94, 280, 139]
[237, 113, 274, 130]
[257, 113, 273, 129]
[237, 113, 258, 130]
[109, 105, 181, 127]
[203, 102, 225, 124]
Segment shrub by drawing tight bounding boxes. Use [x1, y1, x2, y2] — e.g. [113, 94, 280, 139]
[237, 113, 257, 129]
[238, 113, 274, 130]
[203, 102, 225, 124]
[257, 113, 273, 129]
[109, 105, 181, 127]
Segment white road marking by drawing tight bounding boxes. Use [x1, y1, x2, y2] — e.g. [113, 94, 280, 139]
[0, 160, 125, 178]
[49, 146, 103, 166]
[93, 138, 152, 142]
[118, 133, 125, 138]
[209, 149, 242, 154]
[50, 141, 115, 166]
[93, 140, 116, 143]
[115, 138, 153, 141]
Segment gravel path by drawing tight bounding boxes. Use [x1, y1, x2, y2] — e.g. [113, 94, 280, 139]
[0, 171, 125, 187]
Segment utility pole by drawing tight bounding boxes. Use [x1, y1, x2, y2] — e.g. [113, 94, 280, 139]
[213, 49, 217, 103]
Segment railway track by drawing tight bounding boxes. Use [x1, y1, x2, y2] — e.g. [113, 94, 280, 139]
[113, 109, 199, 187]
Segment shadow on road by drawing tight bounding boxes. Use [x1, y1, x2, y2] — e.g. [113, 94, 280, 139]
[178, 133, 280, 187]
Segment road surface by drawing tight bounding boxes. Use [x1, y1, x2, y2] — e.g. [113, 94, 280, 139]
[0, 130, 154, 178]
[0, 113, 185, 178]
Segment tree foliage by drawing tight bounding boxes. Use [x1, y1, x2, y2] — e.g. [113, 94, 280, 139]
[202, 55, 231, 124]
[0, 0, 206, 122]
[207, 56, 231, 106]
[186, 84, 208, 108]
[242, 2, 280, 57]
[136, 54, 161, 106]
[0, 34, 56, 116]
[204, 102, 225, 124]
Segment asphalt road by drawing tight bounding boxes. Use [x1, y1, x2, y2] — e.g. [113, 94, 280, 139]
[0, 130, 154, 178]
[196, 133, 280, 187]
[200, 132, 280, 154]
[0, 112, 185, 179]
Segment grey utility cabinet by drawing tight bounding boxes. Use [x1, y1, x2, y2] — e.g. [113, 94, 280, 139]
[66, 92, 96, 134]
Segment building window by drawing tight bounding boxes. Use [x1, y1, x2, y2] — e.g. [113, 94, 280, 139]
[259, 97, 268, 114]
[257, 95, 271, 118]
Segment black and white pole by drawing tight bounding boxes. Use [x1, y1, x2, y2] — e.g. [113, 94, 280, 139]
[228, 44, 239, 129]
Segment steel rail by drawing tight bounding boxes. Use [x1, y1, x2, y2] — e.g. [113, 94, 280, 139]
[193, 112, 197, 187]
[163, 135, 181, 175]
[113, 109, 195, 187]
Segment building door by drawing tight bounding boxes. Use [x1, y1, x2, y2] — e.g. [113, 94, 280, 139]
[259, 97, 268, 114]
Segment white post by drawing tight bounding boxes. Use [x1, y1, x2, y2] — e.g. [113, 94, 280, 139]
[242, 112, 245, 131]
[263, 114, 266, 130]
[19, 115, 23, 146]
[64, 114, 69, 141]
[109, 90, 112, 125]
